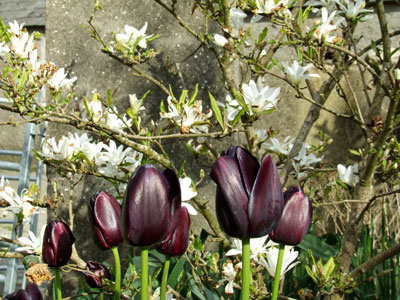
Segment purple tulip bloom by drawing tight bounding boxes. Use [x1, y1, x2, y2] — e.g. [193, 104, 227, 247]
[42, 220, 75, 267]
[158, 206, 191, 257]
[4, 283, 43, 300]
[88, 191, 123, 250]
[270, 186, 312, 245]
[211, 146, 284, 239]
[121, 164, 181, 247]
[83, 261, 111, 288]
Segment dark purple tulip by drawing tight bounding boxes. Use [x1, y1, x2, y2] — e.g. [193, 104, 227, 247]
[210, 146, 284, 239]
[158, 206, 191, 257]
[42, 220, 75, 267]
[121, 164, 181, 247]
[270, 186, 312, 245]
[4, 283, 43, 300]
[88, 191, 123, 250]
[83, 261, 111, 288]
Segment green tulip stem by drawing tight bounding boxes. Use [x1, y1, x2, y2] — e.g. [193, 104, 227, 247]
[271, 244, 285, 300]
[160, 256, 171, 300]
[99, 292, 104, 300]
[241, 237, 251, 300]
[53, 267, 62, 300]
[141, 247, 149, 300]
[111, 246, 121, 300]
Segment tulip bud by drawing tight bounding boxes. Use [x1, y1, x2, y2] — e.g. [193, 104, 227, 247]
[158, 206, 191, 257]
[42, 220, 75, 267]
[83, 261, 111, 288]
[88, 191, 123, 250]
[122, 164, 180, 247]
[270, 187, 312, 245]
[211, 146, 284, 239]
[4, 283, 43, 300]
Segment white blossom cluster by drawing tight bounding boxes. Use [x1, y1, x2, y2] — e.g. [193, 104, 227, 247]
[160, 96, 213, 134]
[219, 236, 299, 295]
[216, 78, 280, 119]
[88, 98, 134, 133]
[283, 61, 320, 86]
[263, 137, 323, 178]
[0, 177, 36, 222]
[40, 133, 143, 180]
[337, 163, 359, 186]
[0, 21, 76, 92]
[115, 23, 153, 50]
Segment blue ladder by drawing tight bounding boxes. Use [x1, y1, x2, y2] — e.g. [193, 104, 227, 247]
[0, 97, 46, 296]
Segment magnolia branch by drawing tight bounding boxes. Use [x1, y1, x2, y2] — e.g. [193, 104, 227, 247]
[350, 243, 400, 281]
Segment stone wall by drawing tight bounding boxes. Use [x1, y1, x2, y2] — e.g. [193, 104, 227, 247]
[45, 0, 400, 295]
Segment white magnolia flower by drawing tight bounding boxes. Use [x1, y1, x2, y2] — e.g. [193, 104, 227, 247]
[259, 241, 299, 277]
[242, 77, 280, 115]
[28, 49, 40, 76]
[336, 0, 373, 21]
[160, 96, 181, 124]
[226, 235, 269, 263]
[151, 287, 176, 300]
[395, 69, 400, 81]
[217, 260, 239, 295]
[96, 140, 141, 178]
[213, 34, 228, 48]
[181, 101, 212, 134]
[116, 23, 152, 49]
[294, 143, 323, 167]
[252, 0, 290, 23]
[292, 143, 323, 178]
[218, 95, 241, 121]
[304, 0, 337, 13]
[10, 32, 35, 58]
[230, 8, 247, 28]
[262, 136, 294, 155]
[88, 99, 103, 122]
[255, 129, 268, 143]
[0, 41, 10, 56]
[0, 177, 36, 221]
[337, 163, 359, 186]
[104, 107, 133, 132]
[283, 61, 320, 86]
[47, 68, 77, 91]
[16, 225, 46, 254]
[312, 8, 344, 43]
[41, 136, 75, 160]
[179, 177, 198, 215]
[8, 20, 24, 35]
[78, 133, 104, 162]
[129, 94, 145, 115]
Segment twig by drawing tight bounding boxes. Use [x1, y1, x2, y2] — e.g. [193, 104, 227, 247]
[313, 200, 369, 207]
[350, 242, 400, 280]
[355, 188, 400, 224]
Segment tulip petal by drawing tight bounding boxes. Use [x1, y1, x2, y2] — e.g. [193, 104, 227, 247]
[163, 168, 182, 231]
[25, 283, 43, 300]
[271, 187, 312, 245]
[248, 155, 284, 237]
[42, 221, 75, 267]
[235, 147, 259, 196]
[122, 164, 171, 246]
[159, 206, 191, 256]
[89, 191, 122, 250]
[215, 187, 245, 238]
[211, 156, 250, 238]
